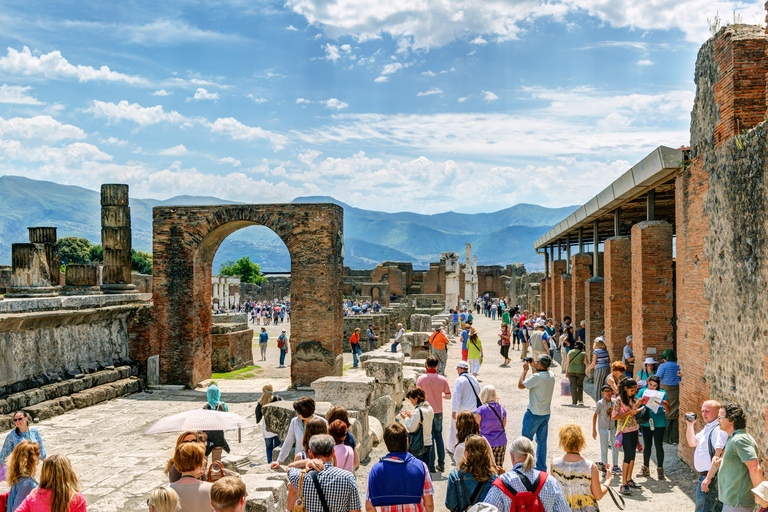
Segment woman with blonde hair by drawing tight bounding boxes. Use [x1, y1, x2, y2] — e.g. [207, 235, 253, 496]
[445, 436, 498, 512]
[551, 425, 612, 512]
[475, 385, 507, 466]
[6, 441, 40, 512]
[147, 485, 180, 512]
[255, 384, 282, 463]
[165, 431, 206, 483]
[168, 442, 213, 512]
[15, 454, 86, 512]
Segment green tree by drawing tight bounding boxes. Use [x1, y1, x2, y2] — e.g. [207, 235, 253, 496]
[219, 257, 267, 284]
[58, 237, 93, 265]
[131, 249, 153, 275]
[90, 244, 103, 263]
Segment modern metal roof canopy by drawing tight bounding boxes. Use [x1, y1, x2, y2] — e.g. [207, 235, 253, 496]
[534, 146, 685, 250]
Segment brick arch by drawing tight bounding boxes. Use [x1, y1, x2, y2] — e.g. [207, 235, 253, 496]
[151, 204, 344, 387]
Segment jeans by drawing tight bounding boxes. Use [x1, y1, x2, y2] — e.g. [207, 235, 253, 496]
[265, 436, 281, 463]
[352, 345, 361, 367]
[491, 310, 496, 319]
[598, 428, 619, 467]
[391, 342, 399, 353]
[279, 348, 287, 366]
[695, 475, 723, 512]
[429, 412, 444, 470]
[416, 447, 431, 468]
[521, 410, 550, 471]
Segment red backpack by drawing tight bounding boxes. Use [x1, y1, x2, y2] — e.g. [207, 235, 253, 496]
[492, 470, 547, 512]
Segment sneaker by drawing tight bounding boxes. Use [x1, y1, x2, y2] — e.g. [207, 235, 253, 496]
[627, 479, 642, 488]
[637, 466, 650, 478]
[657, 468, 665, 480]
[619, 485, 632, 495]
[436, 466, 445, 472]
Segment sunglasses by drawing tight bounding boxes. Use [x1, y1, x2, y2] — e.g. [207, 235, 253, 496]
[14, 417, 25, 422]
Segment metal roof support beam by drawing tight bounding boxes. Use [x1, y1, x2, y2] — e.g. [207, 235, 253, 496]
[544, 250, 550, 278]
[558, 240, 562, 261]
[614, 208, 622, 237]
[592, 221, 600, 277]
[578, 227, 584, 254]
[549, 244, 555, 269]
[566, 234, 571, 272]
[647, 190, 656, 221]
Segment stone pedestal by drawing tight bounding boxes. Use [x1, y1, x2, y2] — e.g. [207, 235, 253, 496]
[6, 238, 61, 298]
[442, 252, 460, 312]
[410, 314, 432, 332]
[61, 265, 101, 295]
[604, 237, 632, 363]
[312, 376, 375, 410]
[100, 184, 136, 294]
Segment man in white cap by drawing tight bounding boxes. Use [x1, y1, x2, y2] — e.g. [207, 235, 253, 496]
[447, 361, 480, 453]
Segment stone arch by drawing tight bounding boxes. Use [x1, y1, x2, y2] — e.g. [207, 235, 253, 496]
[151, 204, 344, 387]
[371, 286, 380, 301]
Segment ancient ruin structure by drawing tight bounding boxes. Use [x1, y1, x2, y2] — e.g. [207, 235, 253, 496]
[5, 227, 61, 298]
[150, 204, 344, 387]
[100, 185, 137, 294]
[211, 275, 240, 310]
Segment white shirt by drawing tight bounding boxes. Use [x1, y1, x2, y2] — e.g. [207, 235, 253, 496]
[405, 402, 435, 445]
[693, 420, 728, 472]
[394, 328, 405, 343]
[452, 372, 480, 413]
[277, 414, 328, 463]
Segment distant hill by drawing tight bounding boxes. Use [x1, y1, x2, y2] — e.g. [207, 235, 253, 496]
[0, 175, 578, 271]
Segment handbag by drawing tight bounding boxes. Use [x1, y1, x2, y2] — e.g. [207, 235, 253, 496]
[407, 408, 429, 456]
[560, 377, 571, 396]
[614, 417, 630, 448]
[292, 469, 309, 512]
[207, 460, 240, 482]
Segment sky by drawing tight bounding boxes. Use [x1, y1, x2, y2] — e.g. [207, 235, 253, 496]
[0, 0, 763, 214]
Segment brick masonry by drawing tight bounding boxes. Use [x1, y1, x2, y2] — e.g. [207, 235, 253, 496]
[603, 237, 632, 364]
[570, 253, 592, 329]
[584, 277, 604, 354]
[550, 260, 566, 326]
[150, 204, 344, 387]
[559, 274, 572, 327]
[539, 278, 547, 318]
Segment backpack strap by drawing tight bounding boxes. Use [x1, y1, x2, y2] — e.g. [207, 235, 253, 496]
[513, 469, 540, 494]
[493, 478, 518, 499]
[309, 470, 331, 512]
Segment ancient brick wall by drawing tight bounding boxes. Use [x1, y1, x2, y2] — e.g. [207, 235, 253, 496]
[603, 237, 631, 363]
[211, 329, 253, 373]
[151, 204, 344, 387]
[342, 314, 390, 352]
[551, 260, 566, 326]
[559, 274, 572, 327]
[539, 278, 547, 316]
[571, 254, 592, 328]
[584, 277, 604, 354]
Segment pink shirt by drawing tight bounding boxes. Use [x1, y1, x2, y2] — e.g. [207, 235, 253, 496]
[416, 373, 451, 414]
[16, 489, 87, 512]
[333, 443, 355, 472]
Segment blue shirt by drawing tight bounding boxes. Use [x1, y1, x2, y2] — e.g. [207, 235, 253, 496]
[636, 388, 668, 428]
[0, 428, 47, 464]
[483, 463, 570, 512]
[461, 330, 470, 350]
[259, 331, 268, 343]
[655, 361, 681, 385]
[8, 476, 38, 512]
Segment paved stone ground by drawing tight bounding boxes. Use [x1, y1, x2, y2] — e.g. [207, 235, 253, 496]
[0, 313, 697, 511]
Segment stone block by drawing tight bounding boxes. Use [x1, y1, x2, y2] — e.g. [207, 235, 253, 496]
[0, 399, 8, 415]
[71, 390, 93, 409]
[0, 416, 12, 431]
[240, 475, 288, 512]
[368, 415, 384, 444]
[244, 490, 274, 512]
[410, 314, 432, 333]
[371, 382, 397, 402]
[117, 366, 131, 379]
[359, 352, 405, 364]
[41, 384, 59, 401]
[403, 369, 417, 393]
[363, 358, 403, 385]
[403, 360, 426, 368]
[369, 395, 395, 427]
[263, 401, 296, 440]
[311, 376, 375, 410]
[411, 347, 430, 359]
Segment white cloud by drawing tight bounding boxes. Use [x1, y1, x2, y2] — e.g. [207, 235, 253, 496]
[208, 117, 288, 151]
[0, 84, 43, 104]
[159, 144, 188, 156]
[470, 36, 487, 45]
[247, 94, 268, 103]
[296, 98, 311, 104]
[0, 46, 147, 84]
[458, 95, 470, 102]
[340, 44, 352, 52]
[219, 156, 242, 166]
[152, 89, 172, 96]
[0, 115, 86, 140]
[421, 70, 436, 77]
[61, 19, 245, 45]
[286, 25, 299, 31]
[482, 90, 499, 102]
[381, 62, 404, 75]
[323, 43, 341, 62]
[374, 76, 388, 83]
[417, 88, 443, 97]
[187, 87, 219, 101]
[85, 100, 190, 127]
[637, 59, 654, 66]
[467, 50, 476, 56]
[323, 98, 348, 109]
[99, 136, 128, 146]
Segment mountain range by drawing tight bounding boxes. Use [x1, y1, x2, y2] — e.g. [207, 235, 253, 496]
[0, 175, 578, 272]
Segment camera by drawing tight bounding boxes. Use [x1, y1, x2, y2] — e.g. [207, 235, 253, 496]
[685, 413, 697, 422]
[523, 357, 533, 363]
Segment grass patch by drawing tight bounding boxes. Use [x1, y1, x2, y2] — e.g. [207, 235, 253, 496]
[211, 365, 263, 380]
[343, 364, 353, 372]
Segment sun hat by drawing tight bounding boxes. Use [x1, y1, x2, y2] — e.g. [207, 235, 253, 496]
[643, 357, 657, 365]
[751, 481, 768, 503]
[456, 361, 470, 369]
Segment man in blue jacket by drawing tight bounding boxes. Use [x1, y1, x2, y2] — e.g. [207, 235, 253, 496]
[365, 423, 435, 512]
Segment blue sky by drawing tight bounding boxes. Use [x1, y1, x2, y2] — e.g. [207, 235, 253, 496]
[0, 0, 762, 214]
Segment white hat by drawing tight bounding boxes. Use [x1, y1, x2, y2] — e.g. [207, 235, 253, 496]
[643, 357, 657, 365]
[456, 361, 470, 370]
[752, 481, 768, 503]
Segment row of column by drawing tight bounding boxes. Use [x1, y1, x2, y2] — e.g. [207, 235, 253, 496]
[539, 220, 674, 365]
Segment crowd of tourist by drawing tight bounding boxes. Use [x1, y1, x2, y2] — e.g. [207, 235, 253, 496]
[214, 299, 290, 325]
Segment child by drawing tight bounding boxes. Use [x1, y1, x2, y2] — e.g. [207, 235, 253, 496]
[592, 384, 619, 472]
[752, 481, 768, 512]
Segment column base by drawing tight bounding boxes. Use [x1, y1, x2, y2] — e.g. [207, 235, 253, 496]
[4, 286, 61, 298]
[100, 283, 138, 294]
[60, 286, 103, 296]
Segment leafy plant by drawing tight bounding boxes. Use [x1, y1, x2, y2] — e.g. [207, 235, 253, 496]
[219, 256, 267, 284]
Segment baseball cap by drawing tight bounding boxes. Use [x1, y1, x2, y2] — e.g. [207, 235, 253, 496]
[281, 329, 287, 333]
[601, 384, 613, 392]
[369, 324, 374, 327]
[456, 361, 470, 369]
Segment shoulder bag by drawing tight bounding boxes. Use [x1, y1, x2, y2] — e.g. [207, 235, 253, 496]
[207, 460, 240, 482]
[309, 470, 331, 512]
[292, 470, 308, 512]
[408, 408, 429, 456]
[461, 373, 483, 408]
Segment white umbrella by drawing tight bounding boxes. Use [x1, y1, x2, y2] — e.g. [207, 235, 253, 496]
[142, 409, 254, 435]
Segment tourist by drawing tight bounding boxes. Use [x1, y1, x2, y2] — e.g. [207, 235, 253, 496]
[428, 326, 449, 375]
[258, 327, 268, 362]
[294, 417, 329, 461]
[751, 482, 768, 512]
[277, 330, 288, 368]
[5, 441, 40, 512]
[501, 307, 510, 327]
[475, 385, 507, 467]
[168, 442, 213, 512]
[577, 320, 586, 344]
[255, 384, 282, 464]
[551, 425, 613, 512]
[544, 319, 556, 350]
[612, 378, 643, 495]
[706, 403, 763, 512]
[453, 411, 486, 464]
[203, 384, 230, 462]
[511, 311, 521, 350]
[519, 320, 531, 361]
[517, 354, 555, 472]
[460, 323, 470, 362]
[592, 384, 619, 473]
[329, 420, 358, 472]
[367, 324, 379, 351]
[210, 477, 246, 512]
[656, 349, 681, 444]
[326, 406, 357, 449]
[349, 328, 362, 368]
[490, 302, 497, 320]
[14, 455, 86, 512]
[416, 356, 451, 473]
[287, 435, 361, 512]
[1, 411, 47, 466]
[271, 396, 328, 468]
[148, 485, 181, 512]
[365, 423, 434, 512]
[467, 328, 483, 377]
[636, 357, 657, 390]
[401, 387, 435, 467]
[564, 340, 587, 406]
[685, 399, 727, 512]
[449, 362, 481, 448]
[482, 436, 570, 512]
[635, 375, 671, 480]
[529, 322, 548, 361]
[498, 323, 512, 366]
[392, 323, 405, 353]
[451, 309, 459, 336]
[585, 338, 611, 401]
[605, 361, 627, 395]
[446, 436, 499, 512]
[622, 336, 635, 378]
[165, 431, 207, 482]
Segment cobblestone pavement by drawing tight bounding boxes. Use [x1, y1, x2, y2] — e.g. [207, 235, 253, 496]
[0, 313, 697, 511]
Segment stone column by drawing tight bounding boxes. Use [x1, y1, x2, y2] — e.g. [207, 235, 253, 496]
[631, 221, 674, 362]
[603, 236, 632, 363]
[571, 253, 592, 331]
[584, 277, 604, 354]
[100, 184, 136, 294]
[62, 264, 101, 295]
[551, 260, 566, 325]
[539, 278, 547, 316]
[442, 252, 460, 312]
[6, 227, 61, 297]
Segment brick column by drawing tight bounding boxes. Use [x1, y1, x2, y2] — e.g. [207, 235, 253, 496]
[571, 253, 592, 329]
[631, 221, 674, 362]
[603, 236, 632, 363]
[551, 260, 566, 326]
[539, 278, 547, 317]
[560, 274, 572, 327]
[544, 277, 552, 318]
[585, 277, 604, 354]
[101, 184, 136, 294]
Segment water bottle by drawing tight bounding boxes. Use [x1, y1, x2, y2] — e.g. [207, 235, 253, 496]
[650, 418, 655, 431]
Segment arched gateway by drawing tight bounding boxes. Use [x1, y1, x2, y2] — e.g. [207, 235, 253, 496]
[150, 203, 344, 387]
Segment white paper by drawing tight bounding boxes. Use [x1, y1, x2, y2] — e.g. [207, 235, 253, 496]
[641, 389, 664, 414]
